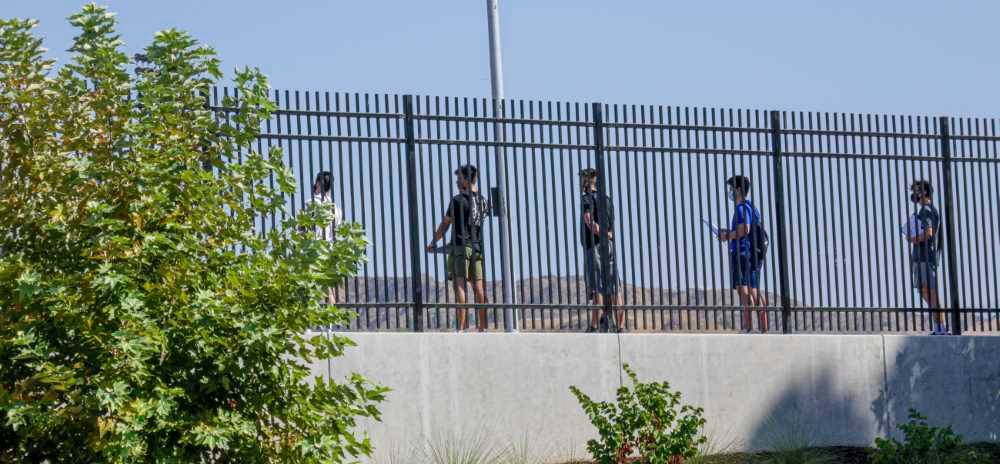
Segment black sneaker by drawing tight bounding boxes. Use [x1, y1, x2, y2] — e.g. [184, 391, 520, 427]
[586, 326, 598, 333]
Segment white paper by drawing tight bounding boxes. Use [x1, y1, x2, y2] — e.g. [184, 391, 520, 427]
[702, 219, 721, 238]
[900, 214, 923, 238]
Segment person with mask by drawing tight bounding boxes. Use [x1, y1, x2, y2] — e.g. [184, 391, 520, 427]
[309, 171, 343, 306]
[579, 168, 625, 333]
[718, 175, 767, 333]
[427, 165, 489, 332]
[905, 180, 945, 335]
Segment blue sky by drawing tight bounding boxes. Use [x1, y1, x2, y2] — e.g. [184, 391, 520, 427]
[7, 0, 1000, 117]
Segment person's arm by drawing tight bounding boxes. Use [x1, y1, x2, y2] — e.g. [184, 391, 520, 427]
[719, 205, 750, 242]
[908, 210, 937, 244]
[908, 224, 935, 244]
[427, 198, 456, 251]
[426, 216, 452, 251]
[720, 223, 750, 242]
[582, 211, 600, 236]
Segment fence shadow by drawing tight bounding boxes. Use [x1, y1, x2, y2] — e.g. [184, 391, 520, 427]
[872, 336, 1000, 443]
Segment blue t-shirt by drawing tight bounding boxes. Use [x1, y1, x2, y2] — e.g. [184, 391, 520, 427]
[729, 201, 758, 256]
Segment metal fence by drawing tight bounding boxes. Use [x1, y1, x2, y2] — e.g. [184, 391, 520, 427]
[210, 87, 1000, 334]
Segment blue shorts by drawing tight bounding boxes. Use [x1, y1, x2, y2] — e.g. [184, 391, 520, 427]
[730, 253, 761, 289]
[911, 262, 938, 290]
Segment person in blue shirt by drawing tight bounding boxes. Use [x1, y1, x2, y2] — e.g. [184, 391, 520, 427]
[906, 180, 945, 335]
[718, 175, 768, 333]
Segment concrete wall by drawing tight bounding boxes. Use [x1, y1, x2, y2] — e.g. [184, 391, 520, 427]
[316, 333, 1000, 462]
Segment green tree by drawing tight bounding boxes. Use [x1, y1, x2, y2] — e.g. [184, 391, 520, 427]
[0, 5, 386, 462]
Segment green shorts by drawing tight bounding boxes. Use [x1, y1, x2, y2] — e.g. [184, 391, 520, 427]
[446, 246, 484, 281]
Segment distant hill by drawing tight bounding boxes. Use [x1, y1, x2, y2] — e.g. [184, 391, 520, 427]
[332, 274, 770, 307]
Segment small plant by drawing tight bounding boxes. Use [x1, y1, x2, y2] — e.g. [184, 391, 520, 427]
[570, 364, 706, 464]
[871, 409, 988, 464]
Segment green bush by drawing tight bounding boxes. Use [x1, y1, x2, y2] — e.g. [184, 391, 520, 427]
[570, 364, 706, 464]
[871, 409, 988, 464]
[0, 5, 385, 462]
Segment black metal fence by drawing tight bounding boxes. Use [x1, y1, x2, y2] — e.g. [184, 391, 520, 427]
[210, 87, 1000, 334]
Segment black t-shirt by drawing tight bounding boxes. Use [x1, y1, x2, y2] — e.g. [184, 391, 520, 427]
[912, 203, 941, 265]
[580, 191, 614, 249]
[447, 191, 488, 251]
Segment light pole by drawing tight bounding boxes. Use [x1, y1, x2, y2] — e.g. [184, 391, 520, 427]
[486, 0, 517, 331]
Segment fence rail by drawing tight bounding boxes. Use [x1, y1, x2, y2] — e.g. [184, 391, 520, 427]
[210, 87, 1000, 334]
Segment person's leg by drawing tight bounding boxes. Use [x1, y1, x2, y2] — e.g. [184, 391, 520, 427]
[921, 286, 945, 332]
[591, 293, 604, 329]
[750, 288, 768, 333]
[584, 248, 603, 330]
[737, 285, 753, 331]
[473, 279, 487, 331]
[914, 263, 944, 333]
[748, 264, 767, 333]
[453, 276, 468, 331]
[613, 292, 625, 332]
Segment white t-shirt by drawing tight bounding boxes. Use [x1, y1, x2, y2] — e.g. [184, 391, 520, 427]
[309, 194, 343, 241]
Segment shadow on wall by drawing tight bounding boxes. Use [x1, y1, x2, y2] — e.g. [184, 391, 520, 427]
[745, 367, 880, 452]
[873, 336, 1000, 443]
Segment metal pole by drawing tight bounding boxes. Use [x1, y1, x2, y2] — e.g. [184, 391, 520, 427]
[487, 0, 517, 331]
[592, 103, 613, 320]
[404, 95, 424, 332]
[769, 111, 793, 333]
[939, 116, 962, 335]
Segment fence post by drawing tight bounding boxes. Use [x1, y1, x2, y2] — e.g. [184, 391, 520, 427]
[938, 116, 962, 335]
[769, 111, 792, 334]
[403, 95, 424, 332]
[591, 103, 614, 325]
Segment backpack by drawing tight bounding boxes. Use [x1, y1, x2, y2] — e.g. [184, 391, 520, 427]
[746, 202, 769, 266]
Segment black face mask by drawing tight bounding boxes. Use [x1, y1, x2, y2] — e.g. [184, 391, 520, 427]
[910, 193, 921, 203]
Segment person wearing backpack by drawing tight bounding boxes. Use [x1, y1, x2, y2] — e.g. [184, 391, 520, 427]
[427, 165, 490, 332]
[905, 180, 945, 335]
[719, 175, 768, 333]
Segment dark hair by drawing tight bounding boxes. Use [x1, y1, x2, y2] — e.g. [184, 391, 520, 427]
[726, 175, 751, 196]
[314, 171, 332, 194]
[455, 165, 478, 183]
[911, 179, 933, 198]
[579, 168, 598, 180]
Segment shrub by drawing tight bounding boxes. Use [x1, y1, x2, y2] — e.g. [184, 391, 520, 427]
[0, 5, 385, 462]
[570, 364, 706, 464]
[871, 409, 988, 464]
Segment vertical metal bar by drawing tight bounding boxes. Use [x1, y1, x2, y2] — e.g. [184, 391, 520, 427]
[403, 96, 424, 331]
[770, 111, 792, 333]
[592, 103, 613, 321]
[939, 116, 962, 335]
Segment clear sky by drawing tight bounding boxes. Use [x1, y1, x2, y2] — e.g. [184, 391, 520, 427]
[6, 0, 1000, 118]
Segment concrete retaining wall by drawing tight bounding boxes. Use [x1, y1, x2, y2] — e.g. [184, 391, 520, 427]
[317, 333, 1000, 462]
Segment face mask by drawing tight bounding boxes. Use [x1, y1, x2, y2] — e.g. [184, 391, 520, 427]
[910, 193, 921, 203]
[727, 187, 737, 201]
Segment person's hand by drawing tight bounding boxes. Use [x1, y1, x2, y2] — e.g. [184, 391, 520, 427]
[426, 242, 436, 252]
[718, 229, 729, 242]
[607, 231, 614, 242]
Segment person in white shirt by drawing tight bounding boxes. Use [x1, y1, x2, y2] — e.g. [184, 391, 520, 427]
[310, 171, 343, 305]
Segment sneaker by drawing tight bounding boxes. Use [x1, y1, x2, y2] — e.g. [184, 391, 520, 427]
[586, 326, 598, 333]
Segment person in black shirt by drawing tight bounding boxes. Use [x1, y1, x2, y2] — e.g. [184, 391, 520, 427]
[906, 180, 945, 334]
[579, 168, 624, 333]
[428, 165, 489, 331]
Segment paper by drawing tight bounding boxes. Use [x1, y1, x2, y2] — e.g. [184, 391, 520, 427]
[900, 214, 923, 238]
[702, 219, 721, 238]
